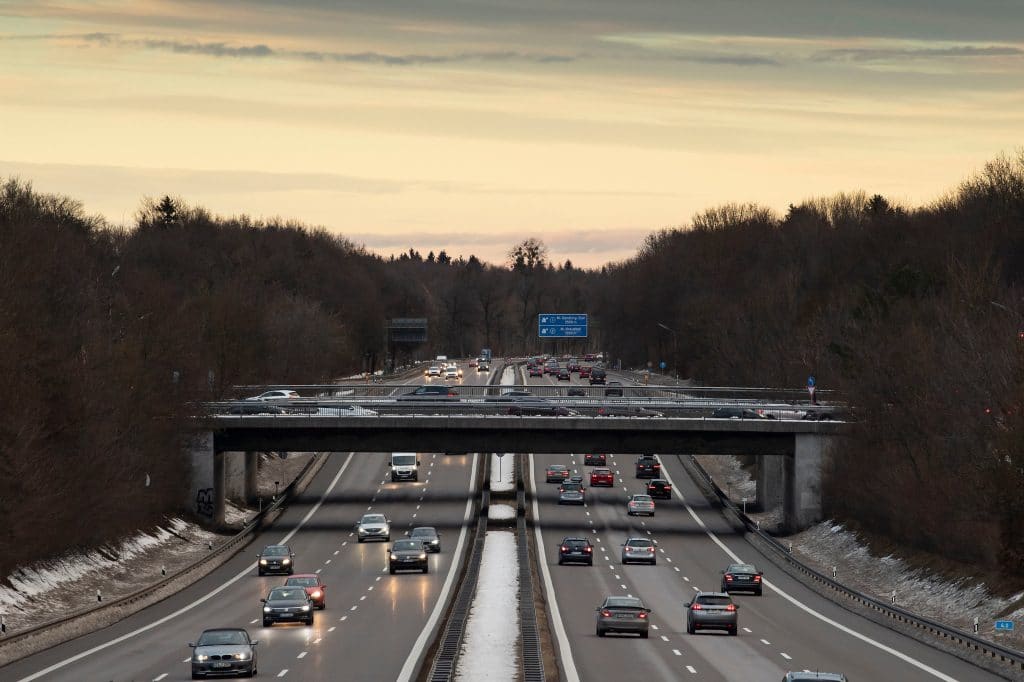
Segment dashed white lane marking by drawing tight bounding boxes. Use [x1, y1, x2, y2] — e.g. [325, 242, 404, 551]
[153, 675, 168, 681]
[666, 557, 672, 562]
[620, 584, 627, 589]
[342, 541, 348, 546]
[595, 537, 601, 543]
[328, 626, 336, 632]
[781, 653, 792, 660]
[682, 575, 689, 581]
[368, 586, 375, 591]
[325, 559, 332, 565]
[333, 550, 340, 556]
[348, 533, 354, 537]
[250, 619, 259, 624]
[674, 567, 680, 572]
[313, 638, 322, 644]
[761, 639, 772, 645]
[375, 576, 382, 582]
[340, 616, 348, 621]
[686, 665, 697, 674]
[672, 649, 682, 656]
[182, 658, 190, 663]
[277, 670, 289, 678]
[359, 595, 367, 601]
[416, 505, 421, 510]
[660, 635, 669, 642]
[614, 574, 621, 580]
[350, 605, 358, 611]
[412, 513, 417, 518]
[743, 627, 752, 633]
[297, 652, 307, 659]
[691, 586, 700, 591]
[366, 506, 372, 510]
[650, 624, 659, 630]
[315, 569, 322, 574]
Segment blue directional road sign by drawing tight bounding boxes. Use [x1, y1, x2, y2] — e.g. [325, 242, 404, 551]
[995, 620, 1014, 631]
[538, 313, 588, 338]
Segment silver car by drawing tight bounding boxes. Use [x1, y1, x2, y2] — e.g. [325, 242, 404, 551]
[621, 537, 657, 565]
[627, 494, 656, 516]
[356, 513, 391, 542]
[558, 481, 585, 505]
[595, 595, 651, 638]
[189, 628, 258, 679]
[686, 591, 739, 635]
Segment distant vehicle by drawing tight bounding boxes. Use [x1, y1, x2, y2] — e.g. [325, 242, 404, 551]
[356, 513, 391, 542]
[597, 405, 663, 418]
[556, 368, 571, 381]
[782, 674, 848, 682]
[558, 481, 585, 505]
[711, 407, 774, 419]
[604, 381, 624, 397]
[485, 390, 534, 401]
[224, 404, 287, 416]
[721, 563, 764, 596]
[567, 387, 585, 396]
[246, 390, 300, 401]
[558, 537, 594, 565]
[583, 453, 606, 466]
[408, 526, 442, 552]
[477, 362, 490, 372]
[189, 628, 258, 679]
[801, 410, 836, 421]
[545, 464, 570, 482]
[436, 355, 448, 362]
[397, 385, 459, 401]
[627, 494, 655, 517]
[481, 348, 492, 362]
[469, 358, 478, 367]
[389, 539, 429, 574]
[569, 474, 583, 484]
[261, 586, 314, 627]
[544, 361, 559, 375]
[284, 574, 327, 609]
[635, 455, 661, 478]
[257, 545, 294, 576]
[309, 404, 377, 417]
[584, 353, 597, 361]
[444, 366, 463, 380]
[578, 365, 592, 378]
[589, 467, 614, 486]
[589, 368, 607, 385]
[528, 365, 544, 377]
[646, 478, 672, 499]
[621, 537, 657, 565]
[507, 398, 577, 416]
[567, 359, 581, 372]
[390, 452, 420, 482]
[595, 596, 651, 638]
[686, 591, 739, 635]
[425, 365, 442, 377]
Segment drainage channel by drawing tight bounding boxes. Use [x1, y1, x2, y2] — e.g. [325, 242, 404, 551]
[516, 454, 546, 682]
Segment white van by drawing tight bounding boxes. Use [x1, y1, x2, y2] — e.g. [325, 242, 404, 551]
[391, 452, 420, 482]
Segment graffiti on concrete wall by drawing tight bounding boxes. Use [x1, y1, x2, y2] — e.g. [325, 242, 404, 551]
[196, 488, 215, 517]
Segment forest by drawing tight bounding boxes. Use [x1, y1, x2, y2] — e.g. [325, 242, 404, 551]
[1, 150, 1022, 579]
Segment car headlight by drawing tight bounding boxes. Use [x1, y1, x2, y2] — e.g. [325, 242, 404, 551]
[195, 654, 209, 662]
[301, 604, 311, 612]
[390, 553, 398, 560]
[418, 553, 427, 560]
[259, 559, 267, 565]
[430, 540, 439, 545]
[282, 558, 291, 564]
[263, 606, 271, 613]
[235, 652, 250, 660]
[311, 590, 322, 598]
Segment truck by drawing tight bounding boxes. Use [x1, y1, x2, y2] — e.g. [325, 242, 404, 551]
[480, 348, 492, 362]
[390, 452, 420, 482]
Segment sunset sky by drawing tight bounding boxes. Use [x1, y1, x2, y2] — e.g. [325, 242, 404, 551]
[2, 1, 1022, 267]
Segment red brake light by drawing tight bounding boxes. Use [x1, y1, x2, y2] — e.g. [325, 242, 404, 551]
[664, 485, 671, 489]
[754, 575, 761, 582]
[725, 604, 736, 612]
[725, 574, 733, 581]
[585, 546, 592, 553]
[601, 610, 612, 617]
[638, 612, 647, 619]
[560, 546, 568, 552]
[648, 547, 655, 552]
[691, 603, 702, 610]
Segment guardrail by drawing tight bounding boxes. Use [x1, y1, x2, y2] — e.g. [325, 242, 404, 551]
[679, 454, 1024, 677]
[0, 452, 323, 663]
[516, 455, 545, 682]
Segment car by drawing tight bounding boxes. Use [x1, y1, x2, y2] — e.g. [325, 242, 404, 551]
[583, 453, 607, 466]
[189, 628, 258, 679]
[589, 368, 607, 385]
[597, 405, 663, 417]
[590, 467, 614, 486]
[558, 537, 594, 565]
[425, 365, 442, 377]
[567, 387, 586, 396]
[567, 360, 581, 372]
[627, 494, 655, 516]
[578, 365, 592, 379]
[224, 403, 287, 415]
[477, 362, 490, 372]
[292, 404, 377, 417]
[646, 478, 672, 499]
[544, 362, 559, 375]
[444, 366, 463, 380]
[408, 526, 442, 553]
[356, 513, 391, 542]
[545, 464, 571, 482]
[558, 480, 585, 504]
[604, 381, 624, 397]
[528, 365, 544, 377]
[284, 573, 327, 609]
[389, 538, 429, 574]
[507, 398, 578, 416]
[261, 585, 314, 626]
[469, 358, 478, 367]
[257, 545, 294, 576]
[782, 674, 848, 682]
[595, 596, 651, 638]
[686, 591, 739, 635]
[556, 368, 571, 381]
[711, 406, 773, 419]
[246, 390, 299, 401]
[721, 563, 764, 596]
[801, 410, 836, 421]
[635, 455, 661, 478]
[621, 536, 657, 564]
[397, 385, 460, 400]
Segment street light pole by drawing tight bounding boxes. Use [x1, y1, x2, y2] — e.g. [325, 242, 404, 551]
[656, 322, 679, 379]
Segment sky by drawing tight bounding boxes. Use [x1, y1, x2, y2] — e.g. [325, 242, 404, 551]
[1, 1, 1022, 267]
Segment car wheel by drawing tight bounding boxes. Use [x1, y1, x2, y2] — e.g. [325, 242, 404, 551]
[651, 559, 657, 565]
[557, 559, 564, 565]
[318, 602, 325, 610]
[357, 537, 364, 543]
[288, 568, 293, 575]
[386, 534, 391, 541]
[423, 565, 429, 574]
[596, 627, 605, 637]
[244, 664, 255, 678]
[686, 621, 695, 635]
[729, 626, 737, 636]
[192, 673, 202, 680]
[755, 589, 762, 596]
[389, 566, 396, 574]
[640, 630, 649, 639]
[257, 569, 264, 576]
[262, 619, 271, 627]
[587, 559, 593, 566]
[306, 616, 314, 626]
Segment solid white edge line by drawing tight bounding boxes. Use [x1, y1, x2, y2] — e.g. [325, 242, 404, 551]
[658, 459, 959, 682]
[16, 452, 357, 682]
[530, 452, 581, 682]
[396, 452, 479, 682]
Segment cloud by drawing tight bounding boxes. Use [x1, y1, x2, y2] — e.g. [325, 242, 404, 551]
[813, 45, 1024, 62]
[672, 53, 781, 66]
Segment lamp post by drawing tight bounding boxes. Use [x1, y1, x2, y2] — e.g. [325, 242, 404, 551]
[656, 322, 679, 379]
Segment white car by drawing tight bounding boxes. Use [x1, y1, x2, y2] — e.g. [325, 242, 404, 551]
[444, 366, 463, 380]
[425, 365, 442, 377]
[246, 390, 300, 401]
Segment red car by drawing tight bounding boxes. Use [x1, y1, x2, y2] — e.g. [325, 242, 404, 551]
[529, 366, 544, 377]
[578, 366, 592, 378]
[284, 573, 327, 609]
[590, 467, 614, 486]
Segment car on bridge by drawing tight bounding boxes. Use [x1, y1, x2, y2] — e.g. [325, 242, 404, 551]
[711, 406, 773, 419]
[646, 478, 672, 499]
[604, 381, 625, 397]
[356, 513, 391, 542]
[545, 464, 570, 482]
[635, 455, 661, 478]
[583, 453, 606, 466]
[257, 545, 294, 576]
[567, 387, 586, 396]
[589, 467, 614, 486]
[408, 526, 442, 553]
[507, 397, 578, 416]
[246, 389, 300, 401]
[626, 494, 655, 516]
[597, 405, 663, 418]
[389, 539, 429, 574]
[284, 574, 327, 609]
[397, 385, 460, 401]
[595, 595, 651, 638]
[189, 628, 258, 679]
[261, 586, 314, 627]
[224, 403, 288, 416]
[782, 673, 848, 681]
[721, 563, 764, 596]
[557, 537, 594, 565]
[620, 537, 657, 565]
[686, 591, 739, 635]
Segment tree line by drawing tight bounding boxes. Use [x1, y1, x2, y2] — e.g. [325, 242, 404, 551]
[1, 150, 1022, 578]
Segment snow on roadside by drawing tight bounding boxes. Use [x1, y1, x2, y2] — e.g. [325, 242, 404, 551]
[454, 531, 519, 682]
[490, 453, 515, 492]
[488, 504, 516, 521]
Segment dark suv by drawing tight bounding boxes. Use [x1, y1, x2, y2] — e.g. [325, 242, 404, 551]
[558, 537, 594, 565]
[589, 368, 607, 385]
[584, 453, 607, 466]
[646, 478, 672, 499]
[635, 456, 661, 479]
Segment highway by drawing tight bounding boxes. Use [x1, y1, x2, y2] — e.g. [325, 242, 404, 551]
[522, 365, 1001, 682]
[1, 362, 490, 682]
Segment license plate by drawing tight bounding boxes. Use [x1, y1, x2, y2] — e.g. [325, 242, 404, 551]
[213, 662, 230, 668]
[616, 614, 633, 619]
[280, 612, 292, 617]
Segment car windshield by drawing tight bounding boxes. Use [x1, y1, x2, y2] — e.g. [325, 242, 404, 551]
[393, 540, 422, 551]
[198, 630, 248, 646]
[632, 495, 652, 502]
[561, 483, 582, 491]
[729, 564, 757, 573]
[262, 546, 289, 556]
[285, 577, 318, 587]
[696, 595, 734, 606]
[361, 514, 387, 524]
[626, 539, 653, 547]
[268, 588, 305, 601]
[593, 468, 611, 474]
[548, 465, 568, 471]
[411, 528, 436, 537]
[564, 539, 588, 547]
[605, 597, 643, 608]
[392, 454, 417, 466]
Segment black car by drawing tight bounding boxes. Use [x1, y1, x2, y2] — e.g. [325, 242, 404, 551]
[224, 404, 287, 416]
[189, 628, 258, 679]
[397, 385, 460, 401]
[589, 368, 607, 385]
[257, 544, 294, 576]
[635, 456, 661, 479]
[721, 563, 764, 596]
[604, 381, 624, 397]
[558, 537, 594, 565]
[261, 586, 314, 626]
[583, 453, 607, 466]
[507, 397, 578, 416]
[646, 478, 672, 499]
[408, 526, 442, 553]
[557, 368, 571, 381]
[389, 539, 429, 574]
[711, 407, 773, 419]
[567, 387, 586, 396]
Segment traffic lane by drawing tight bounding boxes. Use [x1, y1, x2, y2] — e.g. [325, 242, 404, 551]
[4, 453, 476, 682]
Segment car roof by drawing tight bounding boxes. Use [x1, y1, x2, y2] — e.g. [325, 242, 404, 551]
[262, 544, 290, 550]
[592, 467, 611, 472]
[695, 591, 731, 598]
[411, 526, 437, 533]
[201, 627, 247, 634]
[784, 674, 847, 681]
[548, 464, 568, 469]
[604, 596, 644, 607]
[287, 573, 319, 579]
[625, 537, 652, 543]
[561, 536, 589, 542]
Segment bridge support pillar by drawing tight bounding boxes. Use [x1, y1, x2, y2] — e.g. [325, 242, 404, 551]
[755, 455, 783, 512]
[223, 452, 246, 501]
[188, 431, 225, 528]
[783, 434, 833, 532]
[245, 451, 259, 506]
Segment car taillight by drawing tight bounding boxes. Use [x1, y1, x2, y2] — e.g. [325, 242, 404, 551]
[725, 604, 736, 612]
[653, 464, 661, 469]
[585, 547, 592, 552]
[754, 575, 761, 582]
[638, 612, 647, 619]
[725, 574, 733, 582]
[648, 547, 655, 552]
[601, 610, 612, 617]
[560, 546, 568, 552]
[691, 603, 702, 610]
[598, 408, 606, 415]
[664, 485, 671, 490]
